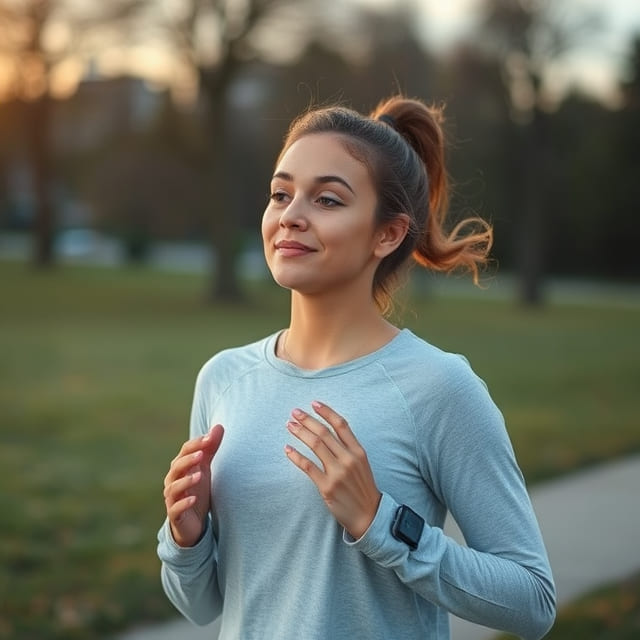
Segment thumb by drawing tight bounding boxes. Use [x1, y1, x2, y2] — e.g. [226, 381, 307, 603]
[202, 424, 224, 464]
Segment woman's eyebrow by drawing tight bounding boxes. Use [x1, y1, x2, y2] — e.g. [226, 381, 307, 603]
[272, 171, 355, 195]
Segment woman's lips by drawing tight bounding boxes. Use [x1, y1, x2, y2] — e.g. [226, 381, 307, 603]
[275, 240, 315, 257]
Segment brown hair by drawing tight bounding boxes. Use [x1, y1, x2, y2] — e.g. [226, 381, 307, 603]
[279, 95, 493, 312]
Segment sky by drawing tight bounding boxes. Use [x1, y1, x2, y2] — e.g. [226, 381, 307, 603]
[1, 0, 639, 105]
[349, 0, 640, 106]
[134, 0, 640, 106]
[407, 0, 640, 104]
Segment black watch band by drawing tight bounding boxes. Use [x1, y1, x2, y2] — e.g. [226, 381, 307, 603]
[391, 504, 425, 550]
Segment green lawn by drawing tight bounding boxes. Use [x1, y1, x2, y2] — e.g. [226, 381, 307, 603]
[1, 261, 639, 639]
[496, 572, 640, 640]
[544, 572, 640, 640]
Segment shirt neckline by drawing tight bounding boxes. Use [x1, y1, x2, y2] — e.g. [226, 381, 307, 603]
[263, 328, 412, 378]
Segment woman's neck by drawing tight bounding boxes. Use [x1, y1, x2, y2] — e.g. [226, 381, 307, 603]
[279, 290, 399, 370]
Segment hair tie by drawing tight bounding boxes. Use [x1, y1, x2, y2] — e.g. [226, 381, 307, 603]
[377, 114, 397, 129]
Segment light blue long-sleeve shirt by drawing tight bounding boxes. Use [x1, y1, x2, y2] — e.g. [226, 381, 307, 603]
[157, 329, 555, 639]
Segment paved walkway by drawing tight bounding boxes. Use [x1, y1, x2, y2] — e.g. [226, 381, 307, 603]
[115, 454, 640, 640]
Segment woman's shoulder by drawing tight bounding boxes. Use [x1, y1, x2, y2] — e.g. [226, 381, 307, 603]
[392, 330, 502, 432]
[391, 329, 477, 386]
[195, 333, 275, 389]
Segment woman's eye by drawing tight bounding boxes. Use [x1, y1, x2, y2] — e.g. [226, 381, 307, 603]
[317, 196, 342, 208]
[269, 191, 288, 203]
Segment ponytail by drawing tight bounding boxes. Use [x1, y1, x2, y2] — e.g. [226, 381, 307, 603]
[370, 97, 492, 287]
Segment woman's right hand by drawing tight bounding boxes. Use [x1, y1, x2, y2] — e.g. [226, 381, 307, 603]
[163, 424, 225, 547]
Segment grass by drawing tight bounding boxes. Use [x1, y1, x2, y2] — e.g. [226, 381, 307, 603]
[0, 260, 639, 639]
[545, 572, 640, 640]
[405, 283, 640, 484]
[495, 572, 640, 640]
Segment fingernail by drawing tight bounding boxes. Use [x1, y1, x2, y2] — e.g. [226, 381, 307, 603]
[292, 408, 305, 419]
[311, 400, 322, 410]
[287, 420, 299, 431]
[192, 451, 202, 460]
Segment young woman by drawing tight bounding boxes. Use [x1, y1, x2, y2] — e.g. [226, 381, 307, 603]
[158, 96, 556, 639]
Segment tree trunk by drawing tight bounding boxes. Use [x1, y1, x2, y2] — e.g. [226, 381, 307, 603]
[28, 94, 55, 267]
[517, 107, 546, 306]
[210, 120, 243, 302]
[201, 65, 244, 303]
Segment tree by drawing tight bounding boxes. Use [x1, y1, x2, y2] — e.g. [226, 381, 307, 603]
[608, 36, 640, 279]
[0, 0, 150, 267]
[158, 1, 430, 301]
[476, 0, 601, 304]
[438, 44, 513, 271]
[149, 0, 307, 299]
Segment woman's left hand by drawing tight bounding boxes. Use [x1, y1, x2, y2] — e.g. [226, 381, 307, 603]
[285, 400, 381, 540]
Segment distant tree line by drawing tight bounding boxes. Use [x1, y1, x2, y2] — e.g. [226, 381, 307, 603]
[0, 0, 638, 305]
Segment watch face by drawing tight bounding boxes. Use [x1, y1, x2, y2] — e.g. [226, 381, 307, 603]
[392, 505, 425, 549]
[400, 509, 423, 539]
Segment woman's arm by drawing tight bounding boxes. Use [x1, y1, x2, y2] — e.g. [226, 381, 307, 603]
[286, 382, 555, 639]
[349, 371, 556, 639]
[156, 366, 225, 625]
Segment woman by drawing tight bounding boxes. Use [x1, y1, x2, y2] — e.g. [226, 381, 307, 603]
[158, 96, 556, 639]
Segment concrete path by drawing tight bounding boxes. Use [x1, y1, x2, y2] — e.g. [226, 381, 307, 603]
[449, 453, 640, 639]
[115, 454, 640, 640]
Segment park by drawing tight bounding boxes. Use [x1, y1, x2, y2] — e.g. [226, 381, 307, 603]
[1, 0, 640, 637]
[1, 258, 639, 638]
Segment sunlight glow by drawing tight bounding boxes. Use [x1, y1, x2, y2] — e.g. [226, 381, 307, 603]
[0, 0, 637, 105]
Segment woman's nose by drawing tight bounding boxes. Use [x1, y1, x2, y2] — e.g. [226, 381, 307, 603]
[279, 197, 308, 230]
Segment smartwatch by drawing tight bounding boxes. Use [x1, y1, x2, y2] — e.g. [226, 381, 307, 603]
[391, 504, 424, 550]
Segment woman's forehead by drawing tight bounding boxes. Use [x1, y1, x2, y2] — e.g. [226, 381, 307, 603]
[275, 133, 372, 182]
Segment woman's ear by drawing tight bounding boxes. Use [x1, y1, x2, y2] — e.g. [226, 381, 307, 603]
[374, 214, 410, 259]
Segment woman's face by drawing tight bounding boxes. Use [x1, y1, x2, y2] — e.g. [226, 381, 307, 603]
[262, 133, 383, 297]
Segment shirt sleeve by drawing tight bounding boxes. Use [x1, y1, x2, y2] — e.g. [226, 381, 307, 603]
[156, 360, 224, 625]
[157, 517, 222, 625]
[345, 358, 556, 640]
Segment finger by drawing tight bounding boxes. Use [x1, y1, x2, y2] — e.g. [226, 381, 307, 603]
[165, 450, 205, 487]
[311, 401, 361, 449]
[287, 420, 341, 473]
[284, 444, 324, 484]
[290, 408, 343, 458]
[175, 432, 212, 458]
[173, 424, 224, 462]
[202, 424, 225, 461]
[167, 494, 197, 522]
[164, 470, 202, 504]
[166, 425, 225, 487]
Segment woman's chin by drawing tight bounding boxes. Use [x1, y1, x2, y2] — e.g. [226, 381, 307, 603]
[269, 268, 310, 292]
[271, 274, 323, 296]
